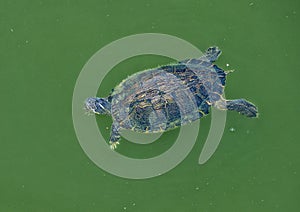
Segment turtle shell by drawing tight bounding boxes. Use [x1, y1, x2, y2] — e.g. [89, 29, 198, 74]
[110, 58, 226, 132]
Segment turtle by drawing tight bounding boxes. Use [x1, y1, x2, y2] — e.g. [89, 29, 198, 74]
[84, 46, 258, 149]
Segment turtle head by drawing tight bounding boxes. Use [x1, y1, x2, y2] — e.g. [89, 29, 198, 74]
[84, 97, 111, 115]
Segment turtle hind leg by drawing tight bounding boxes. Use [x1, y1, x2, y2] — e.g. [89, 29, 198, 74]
[226, 99, 258, 118]
[203, 46, 222, 62]
[109, 122, 121, 149]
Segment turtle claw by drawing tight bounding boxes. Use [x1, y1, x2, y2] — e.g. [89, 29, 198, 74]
[109, 141, 120, 150]
[225, 69, 235, 74]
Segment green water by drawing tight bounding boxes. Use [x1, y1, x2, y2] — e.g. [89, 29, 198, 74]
[1, 0, 299, 211]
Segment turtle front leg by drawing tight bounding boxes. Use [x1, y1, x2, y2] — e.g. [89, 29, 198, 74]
[109, 122, 121, 149]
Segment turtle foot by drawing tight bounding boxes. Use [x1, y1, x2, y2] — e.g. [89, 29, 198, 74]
[109, 141, 120, 150]
[226, 99, 258, 118]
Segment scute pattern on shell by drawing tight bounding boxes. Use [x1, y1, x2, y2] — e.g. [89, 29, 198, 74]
[110, 58, 226, 133]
